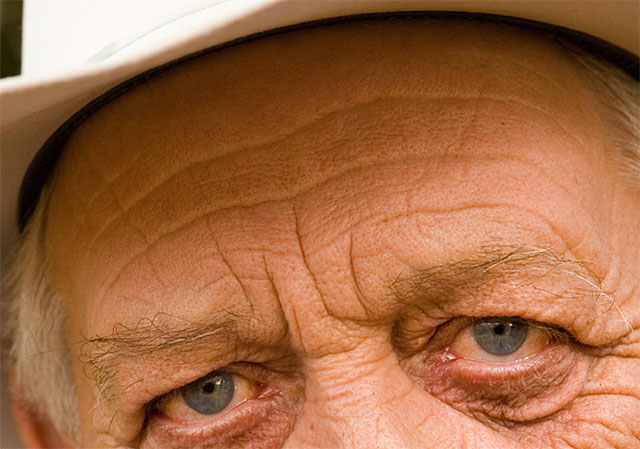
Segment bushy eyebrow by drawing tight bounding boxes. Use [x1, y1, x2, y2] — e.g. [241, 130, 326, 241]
[389, 245, 605, 304]
[82, 315, 237, 358]
[79, 315, 239, 399]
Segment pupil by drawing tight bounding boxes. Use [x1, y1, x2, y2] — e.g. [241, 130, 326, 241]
[493, 324, 505, 335]
[203, 382, 215, 394]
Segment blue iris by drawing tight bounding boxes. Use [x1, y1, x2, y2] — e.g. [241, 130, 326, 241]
[472, 317, 528, 356]
[181, 371, 235, 415]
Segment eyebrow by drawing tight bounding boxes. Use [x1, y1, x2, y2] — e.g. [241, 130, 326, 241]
[80, 315, 239, 398]
[81, 244, 604, 397]
[389, 244, 604, 305]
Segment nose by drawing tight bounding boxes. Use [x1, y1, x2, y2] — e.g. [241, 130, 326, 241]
[282, 339, 502, 449]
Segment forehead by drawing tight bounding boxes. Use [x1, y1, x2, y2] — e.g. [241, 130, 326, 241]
[45, 19, 613, 331]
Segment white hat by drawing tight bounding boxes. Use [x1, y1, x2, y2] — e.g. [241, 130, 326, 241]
[1, 0, 638, 264]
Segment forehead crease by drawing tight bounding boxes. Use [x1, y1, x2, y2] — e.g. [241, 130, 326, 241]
[92, 158, 565, 306]
[76, 71, 587, 199]
[77, 137, 601, 318]
[77, 93, 588, 251]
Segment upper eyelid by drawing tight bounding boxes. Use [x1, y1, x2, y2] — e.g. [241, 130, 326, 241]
[472, 316, 567, 334]
[472, 317, 578, 347]
[158, 368, 236, 397]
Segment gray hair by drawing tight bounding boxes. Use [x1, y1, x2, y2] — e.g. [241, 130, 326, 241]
[3, 47, 639, 441]
[559, 41, 640, 188]
[3, 186, 80, 441]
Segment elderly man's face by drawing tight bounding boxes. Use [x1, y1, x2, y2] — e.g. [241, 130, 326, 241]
[39, 21, 638, 448]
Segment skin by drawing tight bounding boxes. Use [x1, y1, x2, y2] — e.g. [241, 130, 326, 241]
[17, 20, 640, 448]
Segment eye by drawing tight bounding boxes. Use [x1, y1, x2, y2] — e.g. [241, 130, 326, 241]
[153, 370, 258, 422]
[181, 371, 236, 415]
[472, 317, 528, 356]
[448, 316, 551, 363]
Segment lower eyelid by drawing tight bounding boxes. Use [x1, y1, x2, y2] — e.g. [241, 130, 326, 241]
[445, 337, 561, 382]
[421, 340, 591, 422]
[144, 396, 270, 448]
[143, 388, 298, 449]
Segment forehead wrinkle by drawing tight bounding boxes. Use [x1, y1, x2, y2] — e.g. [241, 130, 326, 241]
[74, 90, 586, 251]
[78, 95, 395, 255]
[101, 169, 578, 311]
[99, 139, 586, 301]
[53, 84, 608, 307]
[86, 94, 410, 221]
[292, 156, 592, 244]
[71, 26, 580, 199]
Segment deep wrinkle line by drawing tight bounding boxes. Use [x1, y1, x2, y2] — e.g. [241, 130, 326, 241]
[210, 223, 257, 317]
[290, 202, 333, 322]
[348, 232, 373, 321]
[262, 253, 291, 345]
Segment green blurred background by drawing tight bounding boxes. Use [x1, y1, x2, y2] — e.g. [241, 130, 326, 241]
[1, 0, 23, 78]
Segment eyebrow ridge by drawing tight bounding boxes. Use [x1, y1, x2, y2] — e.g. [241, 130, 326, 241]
[86, 245, 598, 366]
